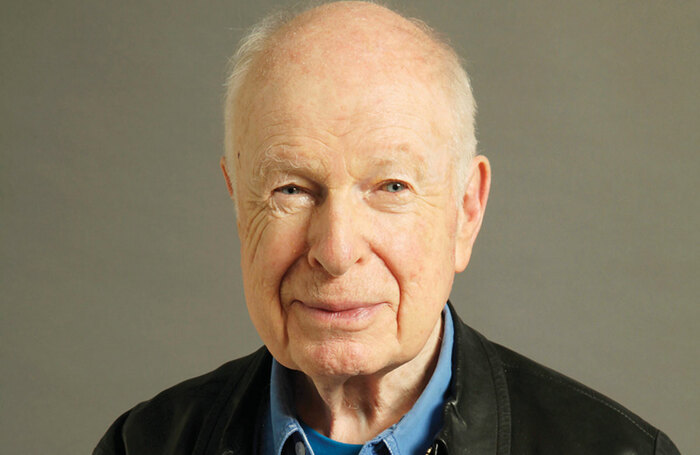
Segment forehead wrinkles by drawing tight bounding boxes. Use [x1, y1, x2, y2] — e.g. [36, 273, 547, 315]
[254, 145, 330, 182]
[251, 104, 439, 141]
[253, 144, 438, 191]
[239, 89, 455, 189]
[236, 56, 454, 154]
[247, 106, 444, 160]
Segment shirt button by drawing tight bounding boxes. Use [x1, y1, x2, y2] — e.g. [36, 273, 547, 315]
[295, 441, 306, 455]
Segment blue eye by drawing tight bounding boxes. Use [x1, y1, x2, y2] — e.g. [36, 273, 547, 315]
[276, 185, 302, 195]
[383, 181, 407, 193]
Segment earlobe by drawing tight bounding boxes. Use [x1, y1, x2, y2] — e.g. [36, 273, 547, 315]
[220, 156, 234, 198]
[454, 155, 491, 273]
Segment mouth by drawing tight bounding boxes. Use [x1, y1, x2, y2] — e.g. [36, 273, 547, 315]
[291, 299, 386, 326]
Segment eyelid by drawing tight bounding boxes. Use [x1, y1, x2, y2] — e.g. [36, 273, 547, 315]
[271, 175, 316, 193]
[271, 182, 320, 202]
[274, 183, 303, 193]
[378, 179, 412, 192]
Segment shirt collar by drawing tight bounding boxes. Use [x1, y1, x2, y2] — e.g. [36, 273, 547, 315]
[264, 305, 454, 455]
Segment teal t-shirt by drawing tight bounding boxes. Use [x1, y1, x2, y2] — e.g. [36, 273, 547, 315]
[300, 421, 363, 455]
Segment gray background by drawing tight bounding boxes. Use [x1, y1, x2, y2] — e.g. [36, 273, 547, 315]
[2, 1, 697, 453]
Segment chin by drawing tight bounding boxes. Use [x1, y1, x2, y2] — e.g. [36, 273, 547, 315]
[291, 338, 398, 379]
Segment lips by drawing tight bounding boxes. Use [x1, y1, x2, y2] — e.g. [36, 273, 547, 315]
[299, 299, 379, 313]
[291, 299, 387, 326]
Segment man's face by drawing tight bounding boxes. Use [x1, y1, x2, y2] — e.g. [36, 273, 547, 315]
[232, 37, 469, 379]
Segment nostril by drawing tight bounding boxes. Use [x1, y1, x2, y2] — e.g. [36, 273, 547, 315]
[307, 236, 361, 277]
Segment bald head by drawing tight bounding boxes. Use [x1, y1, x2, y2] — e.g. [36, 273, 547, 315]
[223, 1, 476, 204]
[260, 2, 446, 81]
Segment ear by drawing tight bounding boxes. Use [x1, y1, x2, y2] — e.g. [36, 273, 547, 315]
[220, 156, 234, 198]
[454, 155, 491, 273]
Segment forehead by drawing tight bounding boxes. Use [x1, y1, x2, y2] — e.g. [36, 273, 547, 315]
[243, 72, 452, 165]
[238, 74, 453, 179]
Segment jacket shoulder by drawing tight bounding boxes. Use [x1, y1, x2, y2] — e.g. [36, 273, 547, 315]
[494, 344, 679, 454]
[94, 348, 270, 455]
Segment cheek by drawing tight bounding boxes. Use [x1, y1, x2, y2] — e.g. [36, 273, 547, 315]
[240, 213, 309, 361]
[374, 212, 457, 337]
[375, 212, 456, 283]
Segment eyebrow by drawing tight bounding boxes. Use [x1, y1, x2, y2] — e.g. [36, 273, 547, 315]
[253, 142, 429, 182]
[364, 152, 427, 181]
[253, 145, 329, 180]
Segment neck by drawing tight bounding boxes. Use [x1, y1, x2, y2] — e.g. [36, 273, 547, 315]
[293, 316, 444, 444]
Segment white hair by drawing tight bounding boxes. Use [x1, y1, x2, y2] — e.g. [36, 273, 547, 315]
[223, 1, 477, 209]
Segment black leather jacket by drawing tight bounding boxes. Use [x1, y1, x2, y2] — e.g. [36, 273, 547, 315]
[95, 306, 680, 454]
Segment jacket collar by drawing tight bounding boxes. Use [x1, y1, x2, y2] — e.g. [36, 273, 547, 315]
[203, 347, 272, 455]
[436, 302, 511, 454]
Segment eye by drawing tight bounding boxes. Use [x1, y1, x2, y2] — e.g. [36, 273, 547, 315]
[381, 181, 408, 193]
[270, 183, 315, 211]
[275, 184, 302, 195]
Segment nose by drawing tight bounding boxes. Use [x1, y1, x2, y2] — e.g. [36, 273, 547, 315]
[307, 192, 367, 277]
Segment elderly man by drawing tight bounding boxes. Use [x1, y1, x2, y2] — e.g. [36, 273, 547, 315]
[95, 2, 679, 454]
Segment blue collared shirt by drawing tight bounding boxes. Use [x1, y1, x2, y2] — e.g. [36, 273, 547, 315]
[259, 305, 454, 455]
